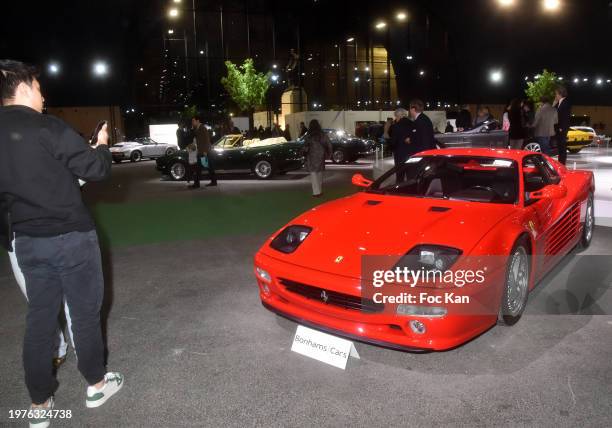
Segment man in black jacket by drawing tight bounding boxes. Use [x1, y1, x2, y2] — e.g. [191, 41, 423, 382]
[0, 60, 123, 424]
[390, 108, 414, 183]
[409, 99, 437, 154]
[554, 85, 571, 165]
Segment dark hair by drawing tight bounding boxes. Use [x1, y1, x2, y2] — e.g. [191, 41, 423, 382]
[409, 99, 425, 113]
[510, 98, 522, 111]
[0, 60, 39, 103]
[308, 119, 322, 137]
[555, 85, 568, 98]
[192, 114, 202, 122]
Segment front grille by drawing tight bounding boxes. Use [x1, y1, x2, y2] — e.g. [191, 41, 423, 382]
[278, 278, 384, 314]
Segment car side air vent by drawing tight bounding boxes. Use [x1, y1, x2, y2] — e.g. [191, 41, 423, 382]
[429, 206, 451, 212]
[365, 200, 382, 206]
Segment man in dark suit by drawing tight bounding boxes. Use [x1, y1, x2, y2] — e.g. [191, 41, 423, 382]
[409, 99, 437, 154]
[190, 115, 217, 188]
[554, 85, 571, 165]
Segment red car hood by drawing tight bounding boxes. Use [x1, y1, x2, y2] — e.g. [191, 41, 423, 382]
[261, 192, 515, 279]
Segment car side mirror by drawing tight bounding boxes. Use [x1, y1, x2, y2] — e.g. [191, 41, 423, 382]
[528, 184, 567, 201]
[352, 173, 373, 188]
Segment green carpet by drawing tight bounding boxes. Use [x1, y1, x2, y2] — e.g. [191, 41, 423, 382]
[92, 185, 354, 248]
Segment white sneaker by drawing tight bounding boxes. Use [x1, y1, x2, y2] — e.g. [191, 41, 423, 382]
[29, 396, 54, 428]
[85, 372, 124, 408]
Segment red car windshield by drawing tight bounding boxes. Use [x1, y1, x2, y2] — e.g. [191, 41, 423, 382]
[369, 155, 519, 204]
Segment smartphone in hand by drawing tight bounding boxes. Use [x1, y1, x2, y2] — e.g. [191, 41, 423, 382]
[90, 120, 108, 146]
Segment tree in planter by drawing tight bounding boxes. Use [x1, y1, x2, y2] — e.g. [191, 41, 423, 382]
[525, 70, 559, 106]
[221, 59, 271, 131]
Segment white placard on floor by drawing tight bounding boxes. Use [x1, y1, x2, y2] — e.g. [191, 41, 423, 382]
[291, 325, 360, 370]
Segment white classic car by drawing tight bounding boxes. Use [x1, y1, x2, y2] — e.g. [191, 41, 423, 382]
[110, 137, 178, 163]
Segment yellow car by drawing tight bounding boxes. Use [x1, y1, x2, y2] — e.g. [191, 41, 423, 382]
[566, 128, 594, 153]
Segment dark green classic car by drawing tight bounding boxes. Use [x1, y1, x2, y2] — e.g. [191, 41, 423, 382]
[155, 134, 304, 180]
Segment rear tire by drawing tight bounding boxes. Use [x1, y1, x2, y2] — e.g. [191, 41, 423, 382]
[130, 151, 142, 162]
[332, 149, 346, 164]
[523, 142, 541, 152]
[579, 193, 595, 249]
[499, 237, 531, 326]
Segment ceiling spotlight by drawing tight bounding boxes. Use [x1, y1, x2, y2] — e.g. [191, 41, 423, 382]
[48, 63, 60, 75]
[375, 21, 387, 30]
[396, 12, 407, 21]
[596, 79, 603, 85]
[93, 61, 108, 77]
[583, 78, 588, 82]
[498, 0, 515, 7]
[346, 37, 354, 42]
[168, 29, 174, 34]
[490, 70, 503, 84]
[406, 55, 413, 60]
[573, 78, 579, 83]
[168, 8, 179, 17]
[200, 50, 204, 54]
[354, 76, 360, 82]
[419, 70, 425, 76]
[271, 74, 279, 82]
[543, 0, 560, 12]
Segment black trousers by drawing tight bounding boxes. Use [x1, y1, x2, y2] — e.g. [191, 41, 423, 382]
[194, 155, 217, 187]
[394, 152, 409, 183]
[557, 134, 568, 165]
[15, 230, 106, 404]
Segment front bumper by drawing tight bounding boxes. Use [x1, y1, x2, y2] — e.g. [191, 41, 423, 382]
[254, 252, 499, 352]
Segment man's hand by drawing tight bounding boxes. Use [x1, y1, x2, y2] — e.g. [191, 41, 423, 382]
[95, 123, 109, 147]
[404, 137, 411, 145]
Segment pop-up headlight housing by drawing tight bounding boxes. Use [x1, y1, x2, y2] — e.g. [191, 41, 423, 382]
[395, 245, 462, 273]
[270, 225, 312, 254]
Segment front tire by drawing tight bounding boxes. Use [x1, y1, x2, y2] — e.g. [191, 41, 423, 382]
[169, 162, 187, 181]
[130, 151, 142, 162]
[579, 193, 595, 249]
[253, 159, 274, 179]
[165, 148, 176, 156]
[499, 237, 531, 326]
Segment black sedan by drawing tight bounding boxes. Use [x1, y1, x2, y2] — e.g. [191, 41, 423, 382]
[156, 134, 304, 180]
[311, 129, 375, 163]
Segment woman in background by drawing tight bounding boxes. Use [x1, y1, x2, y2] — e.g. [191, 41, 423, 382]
[303, 119, 332, 197]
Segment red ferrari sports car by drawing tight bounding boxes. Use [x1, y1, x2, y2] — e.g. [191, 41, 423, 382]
[254, 149, 595, 351]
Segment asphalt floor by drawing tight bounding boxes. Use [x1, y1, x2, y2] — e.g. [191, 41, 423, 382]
[0, 156, 611, 427]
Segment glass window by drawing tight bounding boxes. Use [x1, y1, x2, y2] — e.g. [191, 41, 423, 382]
[369, 155, 519, 204]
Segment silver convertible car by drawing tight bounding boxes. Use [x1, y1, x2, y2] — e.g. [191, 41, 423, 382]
[109, 137, 178, 163]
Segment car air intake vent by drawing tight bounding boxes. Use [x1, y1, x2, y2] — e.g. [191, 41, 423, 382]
[278, 278, 384, 313]
[429, 206, 451, 212]
[366, 200, 382, 206]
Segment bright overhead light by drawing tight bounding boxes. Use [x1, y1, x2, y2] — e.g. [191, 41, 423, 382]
[384, 69, 388, 74]
[375, 21, 387, 29]
[596, 79, 603, 85]
[543, 0, 560, 12]
[271, 74, 279, 82]
[365, 66, 370, 71]
[200, 50, 204, 54]
[346, 37, 354, 42]
[354, 76, 360, 82]
[93, 61, 108, 76]
[419, 70, 425, 76]
[573, 77, 579, 83]
[168, 8, 179, 17]
[173, 0, 181, 2]
[396, 12, 407, 21]
[498, 0, 515, 7]
[168, 29, 174, 34]
[583, 78, 588, 82]
[48, 63, 60, 75]
[406, 55, 413, 60]
[490, 70, 503, 83]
